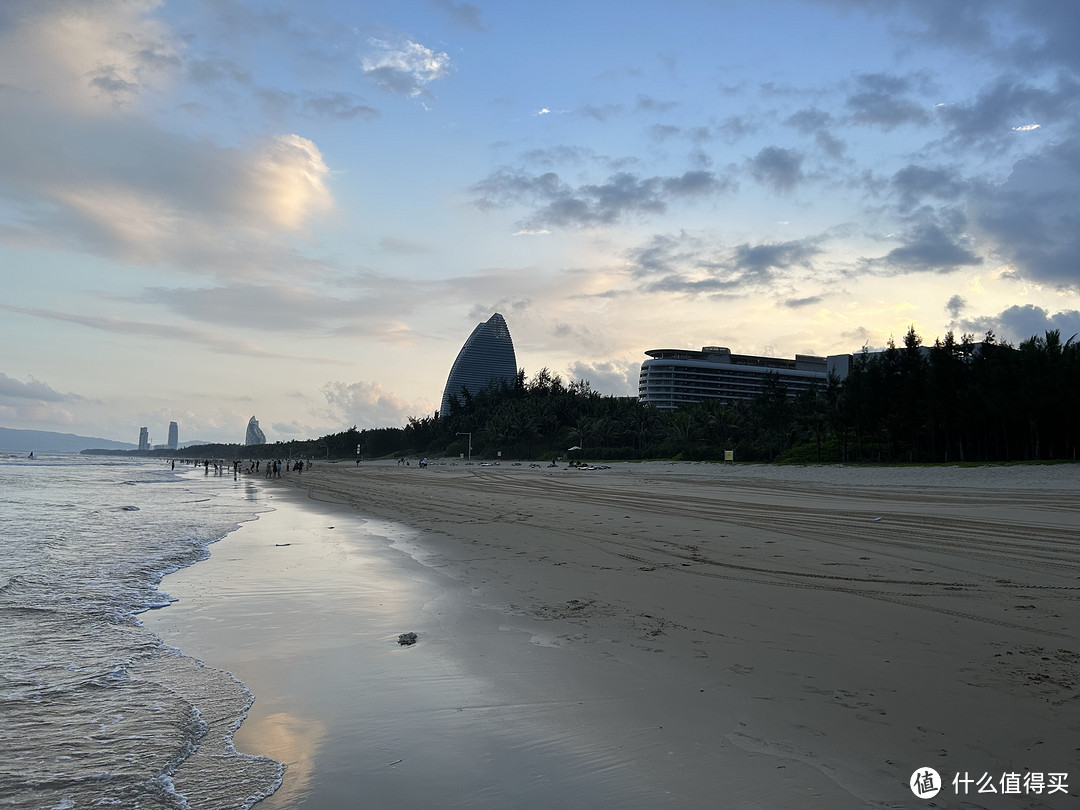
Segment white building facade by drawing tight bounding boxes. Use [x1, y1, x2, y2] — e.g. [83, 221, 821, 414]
[638, 346, 852, 409]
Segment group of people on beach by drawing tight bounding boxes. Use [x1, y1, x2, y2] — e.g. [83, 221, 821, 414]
[170, 458, 312, 480]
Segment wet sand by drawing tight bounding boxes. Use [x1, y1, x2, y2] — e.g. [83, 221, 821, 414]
[149, 461, 1080, 808]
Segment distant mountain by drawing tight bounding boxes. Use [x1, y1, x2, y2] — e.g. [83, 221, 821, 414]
[0, 427, 137, 454]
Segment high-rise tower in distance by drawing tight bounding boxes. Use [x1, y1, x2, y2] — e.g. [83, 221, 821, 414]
[167, 421, 178, 450]
[246, 416, 266, 445]
[439, 313, 518, 417]
[138, 427, 149, 451]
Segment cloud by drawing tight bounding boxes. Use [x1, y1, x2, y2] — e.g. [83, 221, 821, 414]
[970, 136, 1080, 289]
[0, 304, 340, 362]
[471, 169, 731, 229]
[0, 102, 334, 272]
[963, 304, 1080, 346]
[625, 232, 823, 294]
[0, 2, 335, 274]
[636, 94, 679, 114]
[784, 295, 823, 309]
[322, 380, 427, 428]
[0, 372, 71, 402]
[0, 0, 180, 112]
[748, 146, 805, 193]
[838, 1, 1080, 73]
[139, 284, 375, 330]
[361, 38, 450, 98]
[845, 72, 932, 130]
[946, 294, 966, 319]
[882, 221, 982, 273]
[732, 239, 823, 277]
[891, 164, 968, 210]
[566, 360, 640, 397]
[785, 108, 833, 135]
[936, 75, 1080, 149]
[303, 93, 379, 121]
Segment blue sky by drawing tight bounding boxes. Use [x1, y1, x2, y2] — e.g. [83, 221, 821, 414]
[1, 0, 1078, 445]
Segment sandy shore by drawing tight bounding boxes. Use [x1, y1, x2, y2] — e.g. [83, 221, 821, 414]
[151, 461, 1080, 808]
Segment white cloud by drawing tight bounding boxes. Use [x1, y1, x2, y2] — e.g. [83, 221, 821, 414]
[361, 38, 450, 97]
[322, 380, 431, 428]
[0, 0, 179, 112]
[1012, 123, 1041, 131]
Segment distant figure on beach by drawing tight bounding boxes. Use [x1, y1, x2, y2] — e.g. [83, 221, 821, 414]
[420, 457, 428, 468]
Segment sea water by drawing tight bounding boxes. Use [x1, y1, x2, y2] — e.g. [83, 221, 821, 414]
[0, 453, 282, 809]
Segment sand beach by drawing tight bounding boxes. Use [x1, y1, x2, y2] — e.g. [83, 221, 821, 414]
[147, 461, 1080, 808]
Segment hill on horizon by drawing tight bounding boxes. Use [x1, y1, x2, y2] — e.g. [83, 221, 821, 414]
[0, 427, 137, 454]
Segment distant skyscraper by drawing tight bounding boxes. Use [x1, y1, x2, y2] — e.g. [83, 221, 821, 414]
[439, 313, 518, 416]
[246, 416, 266, 445]
[138, 427, 149, 451]
[167, 421, 178, 450]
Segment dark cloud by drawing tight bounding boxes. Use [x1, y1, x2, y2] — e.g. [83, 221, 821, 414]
[785, 108, 833, 135]
[748, 146, 805, 192]
[303, 93, 379, 121]
[970, 137, 1080, 289]
[845, 72, 931, 130]
[636, 94, 679, 114]
[626, 232, 822, 295]
[624, 231, 706, 278]
[946, 294, 966, 319]
[717, 115, 758, 142]
[784, 296, 823, 308]
[936, 75, 1080, 149]
[963, 304, 1080, 346]
[815, 130, 847, 160]
[891, 164, 968, 210]
[842, 1, 1080, 73]
[471, 169, 732, 229]
[0, 372, 69, 402]
[649, 124, 683, 141]
[883, 220, 982, 272]
[733, 238, 822, 277]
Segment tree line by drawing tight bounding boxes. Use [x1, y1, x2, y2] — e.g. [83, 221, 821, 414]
[339, 327, 1078, 464]
[102, 327, 1077, 464]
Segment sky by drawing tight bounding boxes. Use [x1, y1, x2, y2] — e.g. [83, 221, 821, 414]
[1, 0, 1079, 446]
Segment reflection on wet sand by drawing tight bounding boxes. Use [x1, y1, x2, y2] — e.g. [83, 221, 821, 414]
[236, 711, 325, 807]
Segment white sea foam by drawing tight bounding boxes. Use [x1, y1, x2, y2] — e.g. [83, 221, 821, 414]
[0, 454, 282, 809]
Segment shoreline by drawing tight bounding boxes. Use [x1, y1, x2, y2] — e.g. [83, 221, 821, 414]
[153, 460, 1079, 807]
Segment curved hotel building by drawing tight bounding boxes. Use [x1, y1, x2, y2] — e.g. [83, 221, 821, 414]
[638, 346, 853, 409]
[440, 313, 518, 416]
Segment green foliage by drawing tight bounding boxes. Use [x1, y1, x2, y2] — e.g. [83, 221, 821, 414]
[163, 330, 1080, 465]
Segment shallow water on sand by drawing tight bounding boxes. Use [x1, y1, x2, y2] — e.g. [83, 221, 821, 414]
[146, 484, 690, 809]
[0, 454, 282, 809]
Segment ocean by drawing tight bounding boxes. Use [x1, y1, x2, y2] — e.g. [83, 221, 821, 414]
[0, 453, 283, 809]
